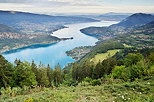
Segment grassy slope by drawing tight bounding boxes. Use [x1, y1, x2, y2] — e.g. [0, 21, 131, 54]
[0, 77, 153, 102]
[90, 49, 120, 64]
[123, 44, 133, 48]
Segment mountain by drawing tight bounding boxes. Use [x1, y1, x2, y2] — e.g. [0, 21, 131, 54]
[0, 24, 17, 32]
[136, 21, 154, 30]
[102, 12, 132, 15]
[97, 12, 131, 21]
[0, 10, 99, 35]
[110, 13, 154, 27]
[79, 20, 154, 65]
[0, 10, 99, 53]
[80, 13, 154, 38]
[0, 11, 98, 25]
[115, 21, 154, 48]
[80, 26, 113, 38]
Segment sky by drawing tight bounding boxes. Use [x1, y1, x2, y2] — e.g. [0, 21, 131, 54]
[0, 0, 154, 14]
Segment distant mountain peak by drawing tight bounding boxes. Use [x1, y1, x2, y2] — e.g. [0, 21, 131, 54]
[111, 13, 154, 27]
[129, 13, 153, 17]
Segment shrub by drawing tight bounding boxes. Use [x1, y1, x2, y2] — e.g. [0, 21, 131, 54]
[24, 98, 33, 102]
[111, 66, 126, 79]
[11, 87, 22, 96]
[62, 80, 78, 86]
[0, 87, 12, 96]
[83, 77, 92, 83]
[91, 79, 101, 86]
[128, 60, 149, 80]
[148, 65, 154, 75]
[124, 53, 143, 67]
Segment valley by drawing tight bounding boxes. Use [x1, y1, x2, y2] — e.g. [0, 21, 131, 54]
[2, 21, 116, 68]
[0, 10, 99, 54]
[0, 10, 154, 102]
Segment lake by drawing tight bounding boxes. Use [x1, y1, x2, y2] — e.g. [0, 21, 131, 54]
[2, 21, 118, 68]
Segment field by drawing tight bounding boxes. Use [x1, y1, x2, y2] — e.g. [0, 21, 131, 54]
[0, 77, 153, 102]
[91, 49, 120, 64]
[123, 44, 133, 48]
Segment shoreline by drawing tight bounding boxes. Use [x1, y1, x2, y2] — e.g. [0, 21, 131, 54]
[1, 37, 74, 54]
[0, 40, 60, 54]
[0, 20, 115, 54]
[0, 25, 74, 54]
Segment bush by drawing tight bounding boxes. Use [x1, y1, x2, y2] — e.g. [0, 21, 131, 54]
[128, 60, 149, 80]
[62, 80, 78, 86]
[83, 77, 92, 83]
[91, 79, 101, 86]
[111, 66, 126, 79]
[0, 87, 12, 96]
[148, 65, 154, 75]
[24, 98, 33, 102]
[124, 53, 143, 67]
[11, 87, 22, 96]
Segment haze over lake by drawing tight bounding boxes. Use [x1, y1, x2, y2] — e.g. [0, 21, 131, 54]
[2, 21, 118, 68]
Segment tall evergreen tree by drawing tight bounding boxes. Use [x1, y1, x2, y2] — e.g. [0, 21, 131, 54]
[47, 64, 53, 87]
[31, 60, 37, 74]
[72, 62, 79, 81]
[93, 61, 103, 79]
[102, 58, 117, 75]
[37, 68, 50, 87]
[13, 62, 37, 87]
[53, 64, 62, 87]
[0, 55, 14, 88]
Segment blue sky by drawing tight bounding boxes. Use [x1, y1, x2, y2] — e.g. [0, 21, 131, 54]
[0, 0, 153, 14]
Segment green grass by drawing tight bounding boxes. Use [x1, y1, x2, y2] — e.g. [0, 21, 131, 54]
[123, 44, 133, 48]
[0, 77, 153, 102]
[91, 49, 120, 64]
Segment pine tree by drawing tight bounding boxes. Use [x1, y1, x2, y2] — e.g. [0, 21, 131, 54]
[72, 62, 79, 80]
[102, 58, 116, 75]
[37, 68, 50, 87]
[0, 55, 14, 88]
[93, 61, 103, 79]
[53, 64, 62, 87]
[31, 60, 37, 74]
[13, 61, 37, 87]
[47, 64, 53, 87]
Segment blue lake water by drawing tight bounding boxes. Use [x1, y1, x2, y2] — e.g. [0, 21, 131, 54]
[2, 21, 118, 68]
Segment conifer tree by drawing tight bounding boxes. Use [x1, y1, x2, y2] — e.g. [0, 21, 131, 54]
[0, 55, 14, 88]
[47, 64, 53, 87]
[53, 64, 62, 87]
[13, 62, 37, 87]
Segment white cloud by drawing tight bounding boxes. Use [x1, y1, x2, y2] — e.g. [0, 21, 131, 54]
[0, 0, 154, 14]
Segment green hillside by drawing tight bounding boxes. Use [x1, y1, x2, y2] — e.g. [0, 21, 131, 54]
[91, 49, 120, 64]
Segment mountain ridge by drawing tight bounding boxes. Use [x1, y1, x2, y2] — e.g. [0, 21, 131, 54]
[80, 13, 154, 38]
[110, 13, 154, 28]
[0, 10, 99, 25]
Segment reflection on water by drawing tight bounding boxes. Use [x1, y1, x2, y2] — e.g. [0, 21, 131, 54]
[2, 21, 118, 68]
[2, 42, 58, 54]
